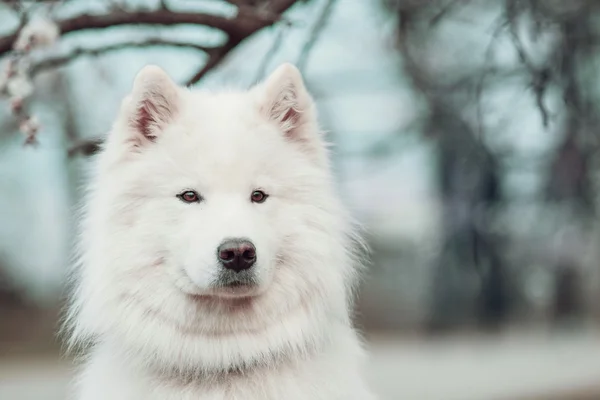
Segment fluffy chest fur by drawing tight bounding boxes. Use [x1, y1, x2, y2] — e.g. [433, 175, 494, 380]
[75, 324, 373, 400]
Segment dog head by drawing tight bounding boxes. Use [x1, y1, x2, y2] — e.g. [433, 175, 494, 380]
[69, 64, 362, 372]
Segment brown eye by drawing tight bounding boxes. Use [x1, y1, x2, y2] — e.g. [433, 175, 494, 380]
[177, 190, 201, 203]
[251, 190, 268, 203]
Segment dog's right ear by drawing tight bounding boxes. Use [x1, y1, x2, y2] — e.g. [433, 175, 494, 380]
[120, 65, 180, 147]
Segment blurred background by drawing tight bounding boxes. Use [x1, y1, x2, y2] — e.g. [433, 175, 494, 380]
[1, 0, 600, 399]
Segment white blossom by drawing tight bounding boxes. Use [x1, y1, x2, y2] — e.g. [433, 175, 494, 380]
[19, 115, 40, 137]
[0, 59, 16, 93]
[5, 58, 17, 76]
[7, 73, 33, 98]
[13, 17, 60, 52]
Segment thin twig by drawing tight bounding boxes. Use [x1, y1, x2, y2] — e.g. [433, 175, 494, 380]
[475, 17, 507, 138]
[252, 22, 288, 83]
[296, 0, 337, 73]
[68, 137, 104, 158]
[505, 0, 550, 128]
[183, 0, 298, 86]
[429, 0, 470, 27]
[185, 40, 238, 86]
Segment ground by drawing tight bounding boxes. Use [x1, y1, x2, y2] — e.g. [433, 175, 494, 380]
[2, 328, 600, 400]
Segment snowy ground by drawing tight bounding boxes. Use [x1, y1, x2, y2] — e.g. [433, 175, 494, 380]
[1, 330, 600, 400]
[366, 330, 600, 400]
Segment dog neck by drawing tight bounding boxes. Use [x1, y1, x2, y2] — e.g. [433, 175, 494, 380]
[144, 340, 319, 387]
[103, 319, 329, 392]
[106, 311, 340, 388]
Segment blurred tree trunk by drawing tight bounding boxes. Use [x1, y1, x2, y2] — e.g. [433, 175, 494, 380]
[391, 4, 510, 332]
[545, 6, 597, 323]
[428, 105, 507, 331]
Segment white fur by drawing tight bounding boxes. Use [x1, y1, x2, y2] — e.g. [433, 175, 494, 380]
[64, 63, 375, 399]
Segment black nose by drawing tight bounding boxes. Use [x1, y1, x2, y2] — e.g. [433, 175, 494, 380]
[217, 239, 256, 272]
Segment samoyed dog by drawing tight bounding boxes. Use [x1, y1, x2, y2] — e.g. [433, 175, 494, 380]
[65, 63, 375, 400]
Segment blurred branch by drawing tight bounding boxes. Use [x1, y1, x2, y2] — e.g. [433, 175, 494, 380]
[252, 22, 289, 82]
[0, 6, 289, 57]
[68, 137, 103, 158]
[475, 17, 506, 137]
[396, 9, 430, 96]
[429, 0, 470, 27]
[184, 0, 299, 85]
[505, 0, 551, 128]
[159, 0, 169, 11]
[296, 0, 337, 72]
[184, 40, 237, 86]
[30, 39, 217, 76]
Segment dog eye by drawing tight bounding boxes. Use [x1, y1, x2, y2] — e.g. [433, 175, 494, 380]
[251, 190, 268, 204]
[177, 190, 202, 203]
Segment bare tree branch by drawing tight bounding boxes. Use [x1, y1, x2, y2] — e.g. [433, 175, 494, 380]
[429, 0, 470, 27]
[30, 39, 217, 76]
[184, 40, 238, 86]
[185, 0, 299, 86]
[0, 7, 284, 57]
[505, 0, 551, 128]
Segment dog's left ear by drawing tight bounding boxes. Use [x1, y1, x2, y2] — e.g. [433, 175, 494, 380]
[255, 63, 318, 145]
[121, 65, 180, 148]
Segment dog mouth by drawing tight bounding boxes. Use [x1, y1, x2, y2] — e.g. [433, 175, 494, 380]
[213, 283, 256, 297]
[180, 265, 264, 301]
[204, 272, 260, 299]
[186, 282, 258, 303]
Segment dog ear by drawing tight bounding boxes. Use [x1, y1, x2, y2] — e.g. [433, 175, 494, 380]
[123, 65, 180, 146]
[256, 63, 318, 145]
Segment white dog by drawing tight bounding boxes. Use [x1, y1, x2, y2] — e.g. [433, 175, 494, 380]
[65, 63, 375, 399]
